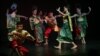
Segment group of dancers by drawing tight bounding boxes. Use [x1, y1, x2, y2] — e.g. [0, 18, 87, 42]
[7, 3, 91, 56]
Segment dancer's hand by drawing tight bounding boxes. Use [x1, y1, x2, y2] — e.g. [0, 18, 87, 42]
[71, 14, 78, 18]
[88, 6, 91, 12]
[64, 6, 68, 11]
[24, 17, 28, 20]
[82, 6, 91, 16]
[56, 7, 60, 12]
[21, 16, 28, 20]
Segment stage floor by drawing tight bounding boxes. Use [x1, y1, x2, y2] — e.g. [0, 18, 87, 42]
[0, 40, 100, 56]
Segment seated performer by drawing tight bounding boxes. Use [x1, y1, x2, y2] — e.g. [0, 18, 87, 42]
[8, 22, 35, 56]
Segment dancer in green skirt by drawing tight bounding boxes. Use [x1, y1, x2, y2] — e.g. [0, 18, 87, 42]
[54, 6, 77, 49]
[74, 6, 91, 44]
[29, 7, 44, 45]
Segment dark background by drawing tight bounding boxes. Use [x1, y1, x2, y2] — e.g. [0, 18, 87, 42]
[0, 0, 99, 56]
[0, 0, 98, 42]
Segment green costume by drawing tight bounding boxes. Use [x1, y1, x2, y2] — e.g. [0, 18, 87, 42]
[57, 16, 73, 42]
[77, 16, 88, 38]
[30, 16, 43, 42]
[7, 14, 20, 32]
[7, 14, 20, 41]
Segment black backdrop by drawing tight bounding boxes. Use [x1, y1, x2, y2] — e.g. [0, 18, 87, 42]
[0, 0, 98, 43]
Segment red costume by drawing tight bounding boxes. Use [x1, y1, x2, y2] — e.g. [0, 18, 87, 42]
[11, 39, 29, 56]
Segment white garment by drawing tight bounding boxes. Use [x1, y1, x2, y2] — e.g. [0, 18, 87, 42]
[78, 17, 84, 21]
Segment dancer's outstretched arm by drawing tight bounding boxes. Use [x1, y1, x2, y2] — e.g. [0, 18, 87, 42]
[56, 7, 66, 16]
[82, 6, 91, 16]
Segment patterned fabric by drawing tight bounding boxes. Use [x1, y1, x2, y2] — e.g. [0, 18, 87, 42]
[57, 19, 73, 42]
[35, 23, 44, 42]
[7, 14, 20, 41]
[10, 30, 34, 42]
[10, 39, 29, 56]
[7, 14, 20, 30]
[9, 29, 34, 56]
[30, 16, 43, 42]
[77, 16, 88, 38]
[44, 27, 52, 38]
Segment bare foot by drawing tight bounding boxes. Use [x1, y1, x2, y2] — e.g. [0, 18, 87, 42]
[71, 45, 77, 49]
[44, 42, 48, 45]
[82, 40, 86, 44]
[54, 46, 61, 49]
[61, 41, 71, 43]
[35, 43, 40, 46]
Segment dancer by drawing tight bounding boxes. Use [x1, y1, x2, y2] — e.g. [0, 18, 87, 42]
[74, 6, 91, 44]
[44, 11, 59, 45]
[8, 22, 35, 56]
[29, 7, 44, 45]
[55, 6, 77, 49]
[7, 3, 27, 41]
[37, 10, 45, 32]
